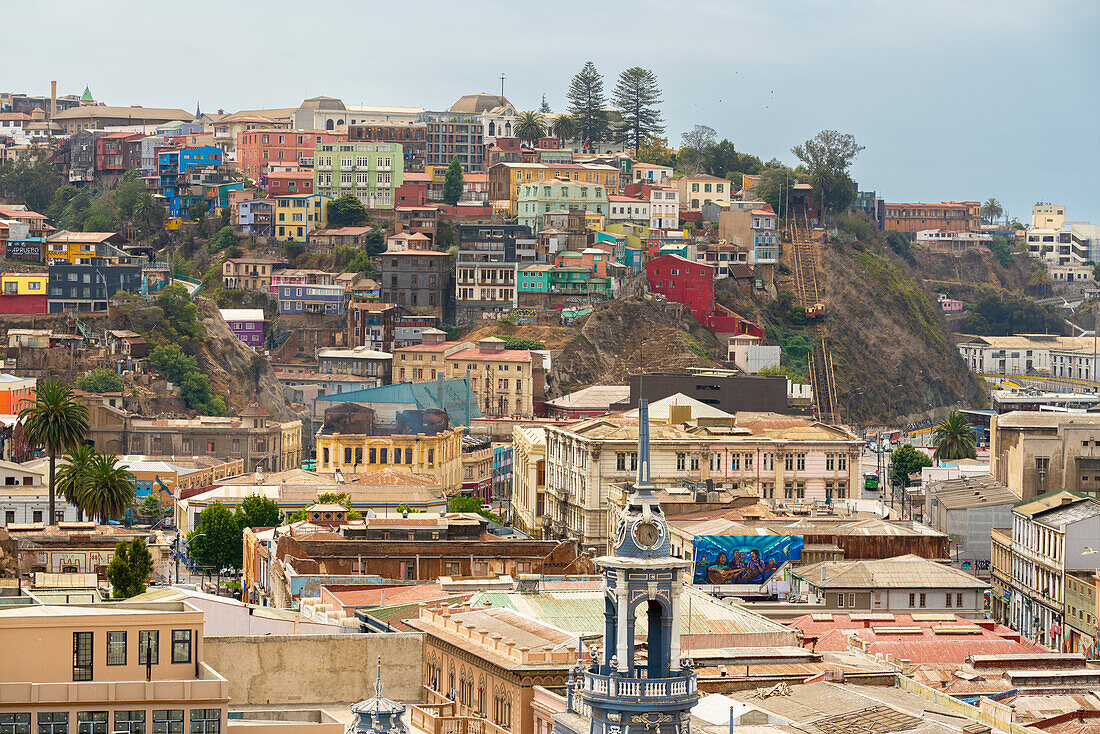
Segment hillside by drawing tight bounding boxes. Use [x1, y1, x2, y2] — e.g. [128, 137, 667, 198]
[548, 296, 722, 397]
[913, 246, 1044, 302]
[821, 242, 988, 423]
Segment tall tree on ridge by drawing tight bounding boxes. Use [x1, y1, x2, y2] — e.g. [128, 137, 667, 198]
[567, 62, 610, 150]
[612, 67, 664, 154]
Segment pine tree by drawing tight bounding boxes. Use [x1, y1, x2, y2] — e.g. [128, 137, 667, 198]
[612, 67, 664, 154]
[106, 538, 154, 599]
[442, 157, 464, 206]
[539, 94, 551, 113]
[567, 62, 610, 149]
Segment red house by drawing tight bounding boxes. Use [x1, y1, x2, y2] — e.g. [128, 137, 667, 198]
[647, 254, 715, 324]
[646, 254, 763, 337]
[267, 171, 313, 196]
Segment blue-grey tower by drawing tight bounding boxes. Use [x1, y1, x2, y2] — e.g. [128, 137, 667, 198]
[578, 398, 699, 734]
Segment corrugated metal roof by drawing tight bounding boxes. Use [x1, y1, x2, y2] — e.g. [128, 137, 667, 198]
[314, 378, 479, 425]
[466, 585, 792, 639]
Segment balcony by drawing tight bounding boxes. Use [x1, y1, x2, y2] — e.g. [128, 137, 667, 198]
[581, 670, 697, 704]
[0, 662, 228, 705]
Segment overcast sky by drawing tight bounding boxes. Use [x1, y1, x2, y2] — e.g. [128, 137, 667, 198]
[6, 0, 1098, 222]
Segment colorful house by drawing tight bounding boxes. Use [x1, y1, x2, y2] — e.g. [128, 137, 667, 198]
[518, 264, 552, 294]
[0, 373, 35, 413]
[0, 272, 47, 314]
[220, 308, 265, 348]
[312, 141, 404, 210]
[158, 145, 224, 218]
[273, 194, 330, 242]
[516, 178, 608, 234]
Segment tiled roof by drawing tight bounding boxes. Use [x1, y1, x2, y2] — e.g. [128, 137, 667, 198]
[792, 555, 989, 591]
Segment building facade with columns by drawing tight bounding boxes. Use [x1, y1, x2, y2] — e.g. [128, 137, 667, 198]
[540, 399, 862, 549]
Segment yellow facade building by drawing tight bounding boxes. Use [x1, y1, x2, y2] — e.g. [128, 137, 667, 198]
[1, 271, 47, 295]
[315, 424, 463, 493]
[45, 231, 127, 265]
[273, 194, 330, 242]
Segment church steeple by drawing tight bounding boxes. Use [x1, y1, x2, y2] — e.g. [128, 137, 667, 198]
[573, 398, 700, 733]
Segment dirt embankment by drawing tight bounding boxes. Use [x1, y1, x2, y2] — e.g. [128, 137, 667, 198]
[821, 244, 987, 423]
[912, 246, 1043, 302]
[547, 296, 721, 397]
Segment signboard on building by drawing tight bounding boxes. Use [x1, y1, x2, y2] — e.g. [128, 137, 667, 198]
[4, 241, 43, 263]
[692, 534, 802, 588]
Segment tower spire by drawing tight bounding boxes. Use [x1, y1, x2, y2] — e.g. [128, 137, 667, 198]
[374, 655, 383, 697]
[636, 398, 652, 490]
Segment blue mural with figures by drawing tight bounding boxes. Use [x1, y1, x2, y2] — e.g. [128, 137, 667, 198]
[692, 535, 803, 586]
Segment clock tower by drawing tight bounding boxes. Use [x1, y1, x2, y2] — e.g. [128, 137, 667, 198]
[575, 398, 700, 734]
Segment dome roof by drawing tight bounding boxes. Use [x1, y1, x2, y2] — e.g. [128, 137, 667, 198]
[449, 93, 511, 114]
[299, 96, 346, 111]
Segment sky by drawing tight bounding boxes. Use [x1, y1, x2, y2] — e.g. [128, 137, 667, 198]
[5, 0, 1098, 222]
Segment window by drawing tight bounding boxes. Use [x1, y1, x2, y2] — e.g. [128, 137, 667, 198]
[107, 630, 126, 665]
[151, 712, 183, 734]
[189, 711, 220, 734]
[908, 593, 916, 608]
[784, 454, 794, 471]
[76, 713, 106, 734]
[1, 714, 30, 734]
[956, 592, 963, 608]
[796, 454, 805, 471]
[837, 593, 845, 607]
[616, 452, 627, 471]
[690, 456, 700, 471]
[73, 631, 93, 681]
[171, 630, 192, 663]
[138, 630, 159, 665]
[945, 592, 953, 608]
[114, 713, 144, 734]
[676, 453, 686, 471]
[38, 714, 67, 734]
[826, 455, 835, 471]
[919, 593, 927, 608]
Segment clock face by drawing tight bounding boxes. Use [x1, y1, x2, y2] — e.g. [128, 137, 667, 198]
[634, 521, 660, 548]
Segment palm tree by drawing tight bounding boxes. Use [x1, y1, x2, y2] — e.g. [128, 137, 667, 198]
[56, 444, 98, 521]
[551, 114, 577, 144]
[19, 382, 89, 525]
[79, 453, 136, 524]
[981, 198, 1003, 225]
[514, 111, 547, 146]
[932, 411, 978, 462]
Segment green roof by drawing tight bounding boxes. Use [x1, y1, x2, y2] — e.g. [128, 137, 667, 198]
[315, 378, 479, 426]
[81, 86, 93, 102]
[466, 586, 794, 641]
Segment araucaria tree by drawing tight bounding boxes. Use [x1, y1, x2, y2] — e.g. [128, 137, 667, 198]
[567, 62, 610, 149]
[19, 381, 89, 525]
[790, 130, 865, 214]
[442, 157, 464, 206]
[612, 67, 664, 153]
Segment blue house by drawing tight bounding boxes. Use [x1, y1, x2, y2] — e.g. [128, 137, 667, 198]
[276, 282, 345, 315]
[158, 146, 225, 219]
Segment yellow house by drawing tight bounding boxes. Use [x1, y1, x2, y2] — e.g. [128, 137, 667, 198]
[45, 231, 127, 264]
[491, 162, 620, 217]
[315, 424, 463, 493]
[1, 271, 47, 295]
[273, 194, 330, 242]
[583, 210, 605, 231]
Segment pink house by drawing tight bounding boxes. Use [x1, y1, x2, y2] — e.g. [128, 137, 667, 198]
[938, 293, 964, 312]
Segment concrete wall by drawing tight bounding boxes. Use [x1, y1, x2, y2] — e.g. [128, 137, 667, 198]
[204, 632, 425, 705]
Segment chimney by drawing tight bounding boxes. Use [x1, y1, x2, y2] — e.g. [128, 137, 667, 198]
[50, 81, 56, 120]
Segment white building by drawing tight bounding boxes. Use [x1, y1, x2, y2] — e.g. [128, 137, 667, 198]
[291, 96, 424, 130]
[1008, 491, 1100, 650]
[0, 460, 81, 525]
[727, 334, 781, 374]
[956, 333, 1100, 376]
[648, 185, 679, 230]
[915, 229, 992, 251]
[538, 396, 861, 548]
[607, 195, 650, 223]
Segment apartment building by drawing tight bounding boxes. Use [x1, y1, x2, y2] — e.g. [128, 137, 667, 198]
[0, 601, 229, 734]
[516, 179, 608, 234]
[454, 224, 535, 322]
[313, 141, 404, 210]
[442, 337, 534, 418]
[391, 329, 472, 383]
[379, 249, 451, 321]
[235, 128, 342, 180]
[511, 426, 547, 538]
[1006, 490, 1100, 651]
[347, 301, 396, 351]
[488, 162, 620, 217]
[348, 121, 426, 171]
[676, 174, 732, 210]
[883, 201, 980, 233]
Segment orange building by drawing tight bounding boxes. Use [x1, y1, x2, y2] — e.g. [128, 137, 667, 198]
[0, 374, 35, 414]
[884, 201, 980, 233]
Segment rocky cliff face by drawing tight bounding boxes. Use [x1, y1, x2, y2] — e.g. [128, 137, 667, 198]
[193, 296, 303, 423]
[548, 296, 722, 397]
[821, 245, 987, 424]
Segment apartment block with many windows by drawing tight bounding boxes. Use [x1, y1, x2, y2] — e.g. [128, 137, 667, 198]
[0, 601, 228, 734]
[312, 142, 404, 210]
